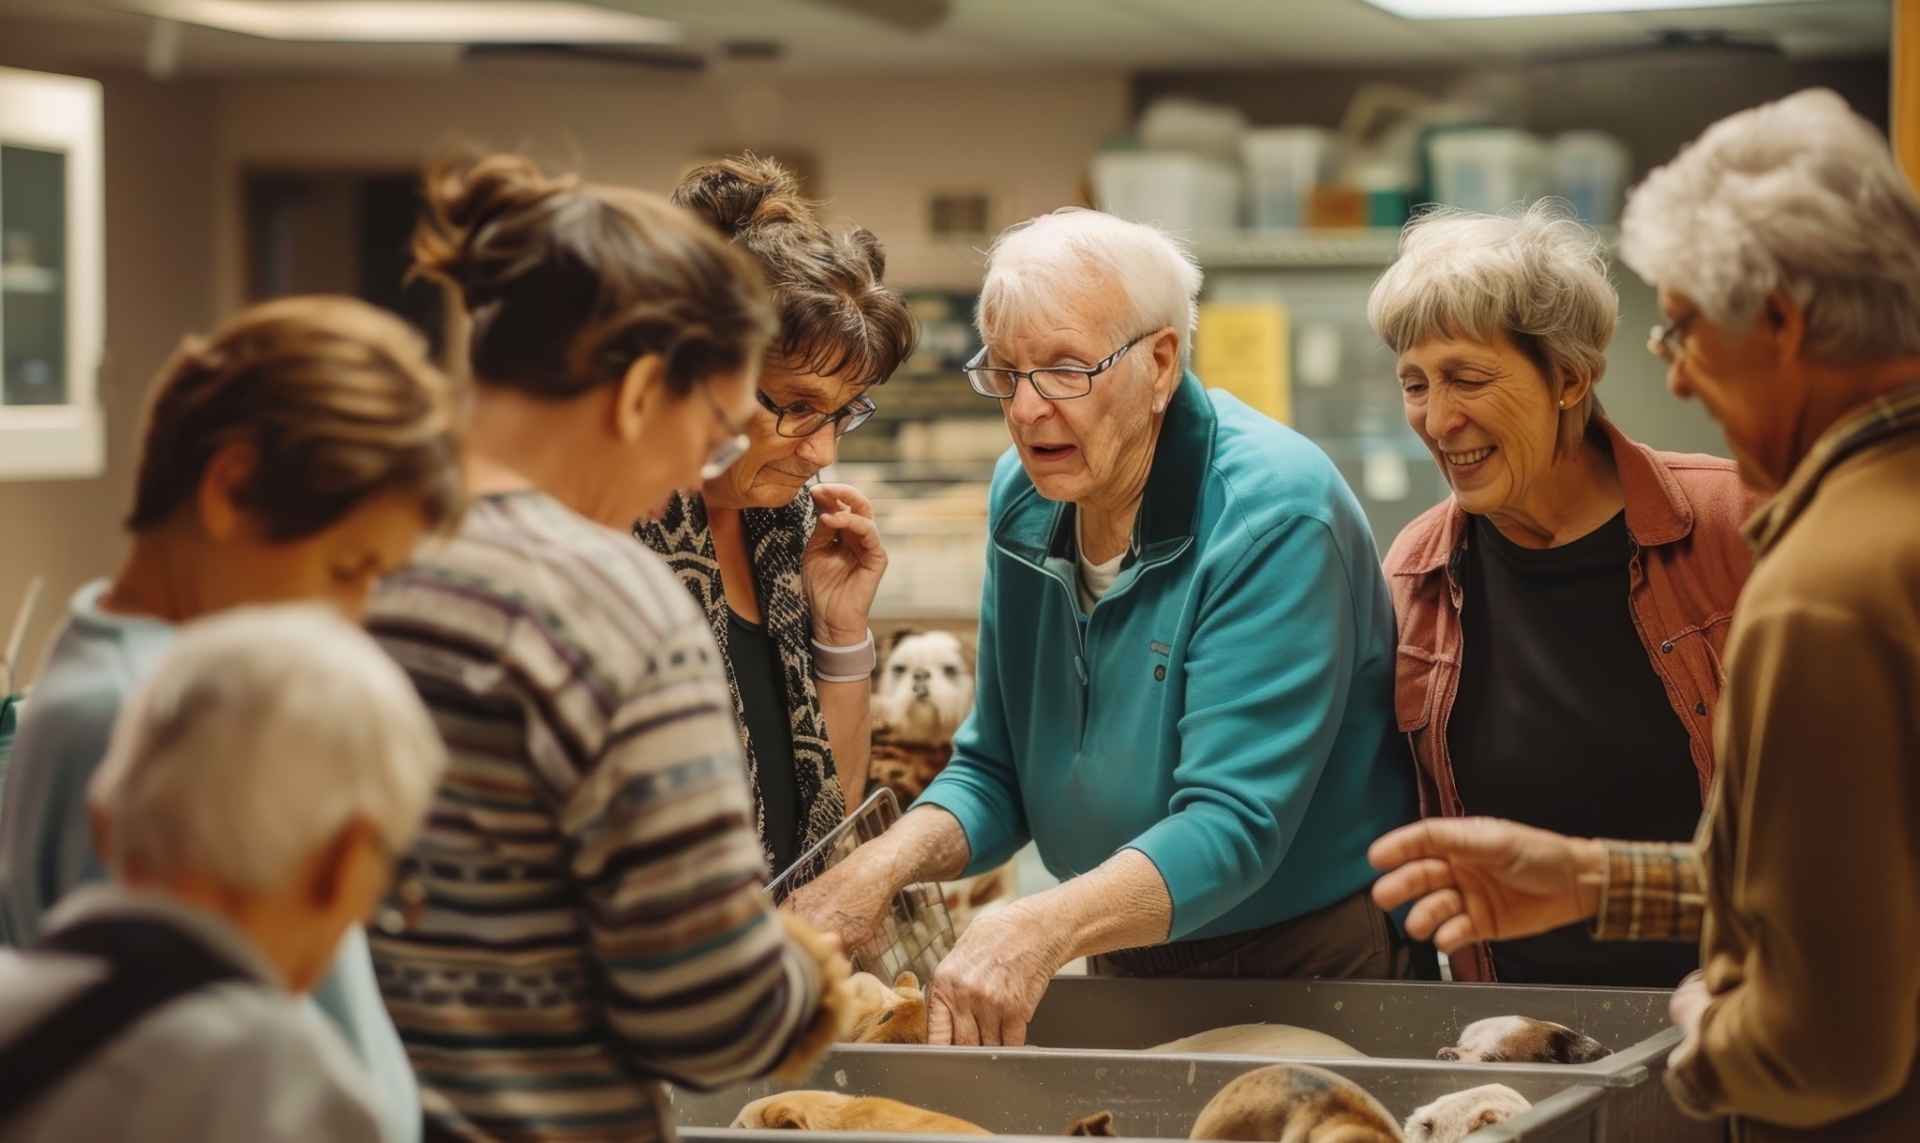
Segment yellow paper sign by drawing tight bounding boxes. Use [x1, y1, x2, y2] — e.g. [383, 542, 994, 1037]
[1193, 301, 1291, 425]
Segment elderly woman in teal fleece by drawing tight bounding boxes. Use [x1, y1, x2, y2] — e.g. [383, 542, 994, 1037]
[791, 207, 1420, 1046]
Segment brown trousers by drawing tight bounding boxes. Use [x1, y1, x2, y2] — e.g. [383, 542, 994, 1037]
[1088, 890, 1427, 981]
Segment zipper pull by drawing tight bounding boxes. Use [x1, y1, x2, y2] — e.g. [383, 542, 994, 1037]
[1075, 656, 1088, 686]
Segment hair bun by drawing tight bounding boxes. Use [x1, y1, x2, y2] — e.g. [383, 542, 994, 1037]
[673, 153, 814, 239]
[412, 151, 576, 303]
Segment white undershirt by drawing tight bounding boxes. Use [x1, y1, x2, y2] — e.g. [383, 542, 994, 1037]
[1076, 520, 1125, 613]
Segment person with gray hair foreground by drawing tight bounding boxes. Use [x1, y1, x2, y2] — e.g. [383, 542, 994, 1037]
[794, 207, 1420, 1047]
[1372, 88, 1920, 1142]
[0, 605, 446, 1142]
[1371, 203, 1762, 988]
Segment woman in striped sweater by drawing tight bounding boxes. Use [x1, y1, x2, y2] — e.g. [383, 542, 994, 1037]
[366, 153, 843, 1143]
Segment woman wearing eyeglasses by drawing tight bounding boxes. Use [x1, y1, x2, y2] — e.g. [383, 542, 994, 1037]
[635, 156, 917, 876]
[1371, 203, 1763, 987]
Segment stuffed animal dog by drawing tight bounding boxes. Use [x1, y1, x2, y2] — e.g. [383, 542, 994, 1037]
[1189, 1064, 1404, 1142]
[869, 629, 975, 805]
[1437, 1017, 1610, 1065]
[1150, 1024, 1367, 1059]
[844, 970, 930, 1045]
[1403, 1085, 1531, 1143]
[733, 1092, 990, 1134]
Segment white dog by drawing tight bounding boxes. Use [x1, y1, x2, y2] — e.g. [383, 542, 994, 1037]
[868, 630, 1011, 932]
[1404, 1085, 1532, 1142]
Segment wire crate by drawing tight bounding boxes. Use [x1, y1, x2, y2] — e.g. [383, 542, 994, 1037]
[769, 788, 957, 984]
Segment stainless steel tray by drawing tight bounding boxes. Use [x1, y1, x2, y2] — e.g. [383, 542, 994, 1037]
[1023, 978, 1678, 1074]
[671, 1047, 1626, 1142]
[671, 979, 1721, 1142]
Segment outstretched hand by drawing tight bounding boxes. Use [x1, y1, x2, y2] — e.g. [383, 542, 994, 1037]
[1368, 817, 1607, 954]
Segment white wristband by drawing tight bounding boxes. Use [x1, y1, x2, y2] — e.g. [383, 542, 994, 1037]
[811, 628, 876, 683]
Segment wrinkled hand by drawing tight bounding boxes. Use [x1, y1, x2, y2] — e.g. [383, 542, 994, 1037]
[785, 843, 897, 956]
[1369, 817, 1607, 954]
[804, 483, 887, 646]
[926, 903, 1062, 1048]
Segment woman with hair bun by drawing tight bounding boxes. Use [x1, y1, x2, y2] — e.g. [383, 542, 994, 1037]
[367, 152, 844, 1143]
[636, 155, 917, 874]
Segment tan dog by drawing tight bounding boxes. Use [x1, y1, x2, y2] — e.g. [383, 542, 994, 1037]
[771, 912, 853, 1081]
[1403, 1085, 1531, 1143]
[733, 1092, 990, 1134]
[1150, 1024, 1367, 1059]
[1064, 1111, 1119, 1136]
[1190, 1064, 1404, 1142]
[844, 971, 930, 1044]
[1437, 1017, 1610, 1065]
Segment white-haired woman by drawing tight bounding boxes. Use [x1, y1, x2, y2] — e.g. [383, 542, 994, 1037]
[1371, 203, 1763, 988]
[0, 605, 445, 1142]
[793, 207, 1420, 1046]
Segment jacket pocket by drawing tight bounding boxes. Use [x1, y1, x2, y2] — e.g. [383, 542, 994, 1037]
[1395, 646, 1440, 734]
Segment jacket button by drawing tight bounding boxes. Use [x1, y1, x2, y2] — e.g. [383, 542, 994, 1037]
[1695, 701, 1708, 716]
[1661, 641, 1675, 654]
[1154, 665, 1167, 682]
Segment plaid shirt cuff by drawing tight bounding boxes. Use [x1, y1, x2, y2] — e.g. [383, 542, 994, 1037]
[1592, 841, 1706, 942]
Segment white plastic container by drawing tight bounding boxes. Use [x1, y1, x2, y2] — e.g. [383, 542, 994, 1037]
[1092, 151, 1241, 234]
[1240, 126, 1334, 230]
[1551, 131, 1632, 223]
[1427, 128, 1551, 215]
[1138, 97, 1246, 164]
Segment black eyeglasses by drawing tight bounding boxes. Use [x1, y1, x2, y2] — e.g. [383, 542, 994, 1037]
[1648, 312, 1699, 364]
[964, 332, 1153, 401]
[756, 389, 877, 438]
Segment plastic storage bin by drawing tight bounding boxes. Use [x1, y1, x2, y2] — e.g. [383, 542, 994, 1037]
[1552, 131, 1632, 224]
[1092, 151, 1240, 233]
[1427, 128, 1551, 215]
[1240, 126, 1334, 230]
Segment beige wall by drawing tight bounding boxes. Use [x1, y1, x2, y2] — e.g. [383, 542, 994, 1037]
[0, 69, 218, 684]
[210, 69, 1132, 308]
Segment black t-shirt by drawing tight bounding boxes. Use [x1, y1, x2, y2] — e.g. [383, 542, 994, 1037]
[726, 607, 803, 877]
[1448, 511, 1702, 988]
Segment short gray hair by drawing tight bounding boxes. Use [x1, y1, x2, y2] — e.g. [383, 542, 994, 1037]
[1620, 88, 1920, 362]
[1368, 201, 1617, 432]
[978, 207, 1203, 365]
[89, 604, 446, 891]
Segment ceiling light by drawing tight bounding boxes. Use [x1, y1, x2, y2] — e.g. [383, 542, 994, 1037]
[1363, 0, 1805, 17]
[111, 1, 681, 44]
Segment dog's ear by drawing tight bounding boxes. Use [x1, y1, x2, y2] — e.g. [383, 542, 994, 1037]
[884, 628, 921, 655]
[956, 632, 978, 674]
[1062, 1111, 1116, 1136]
[893, 970, 921, 990]
[1475, 1106, 1507, 1129]
[763, 1102, 807, 1130]
[1550, 1026, 1612, 1064]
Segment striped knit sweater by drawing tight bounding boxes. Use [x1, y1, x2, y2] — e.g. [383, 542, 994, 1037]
[367, 492, 820, 1143]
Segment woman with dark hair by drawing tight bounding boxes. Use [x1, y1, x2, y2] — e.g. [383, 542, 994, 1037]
[366, 153, 842, 1143]
[636, 155, 917, 875]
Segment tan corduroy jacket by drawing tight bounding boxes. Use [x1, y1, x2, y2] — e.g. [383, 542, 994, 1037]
[1658, 383, 1920, 1142]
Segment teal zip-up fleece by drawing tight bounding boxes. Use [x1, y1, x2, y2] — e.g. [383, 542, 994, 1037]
[919, 371, 1417, 943]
